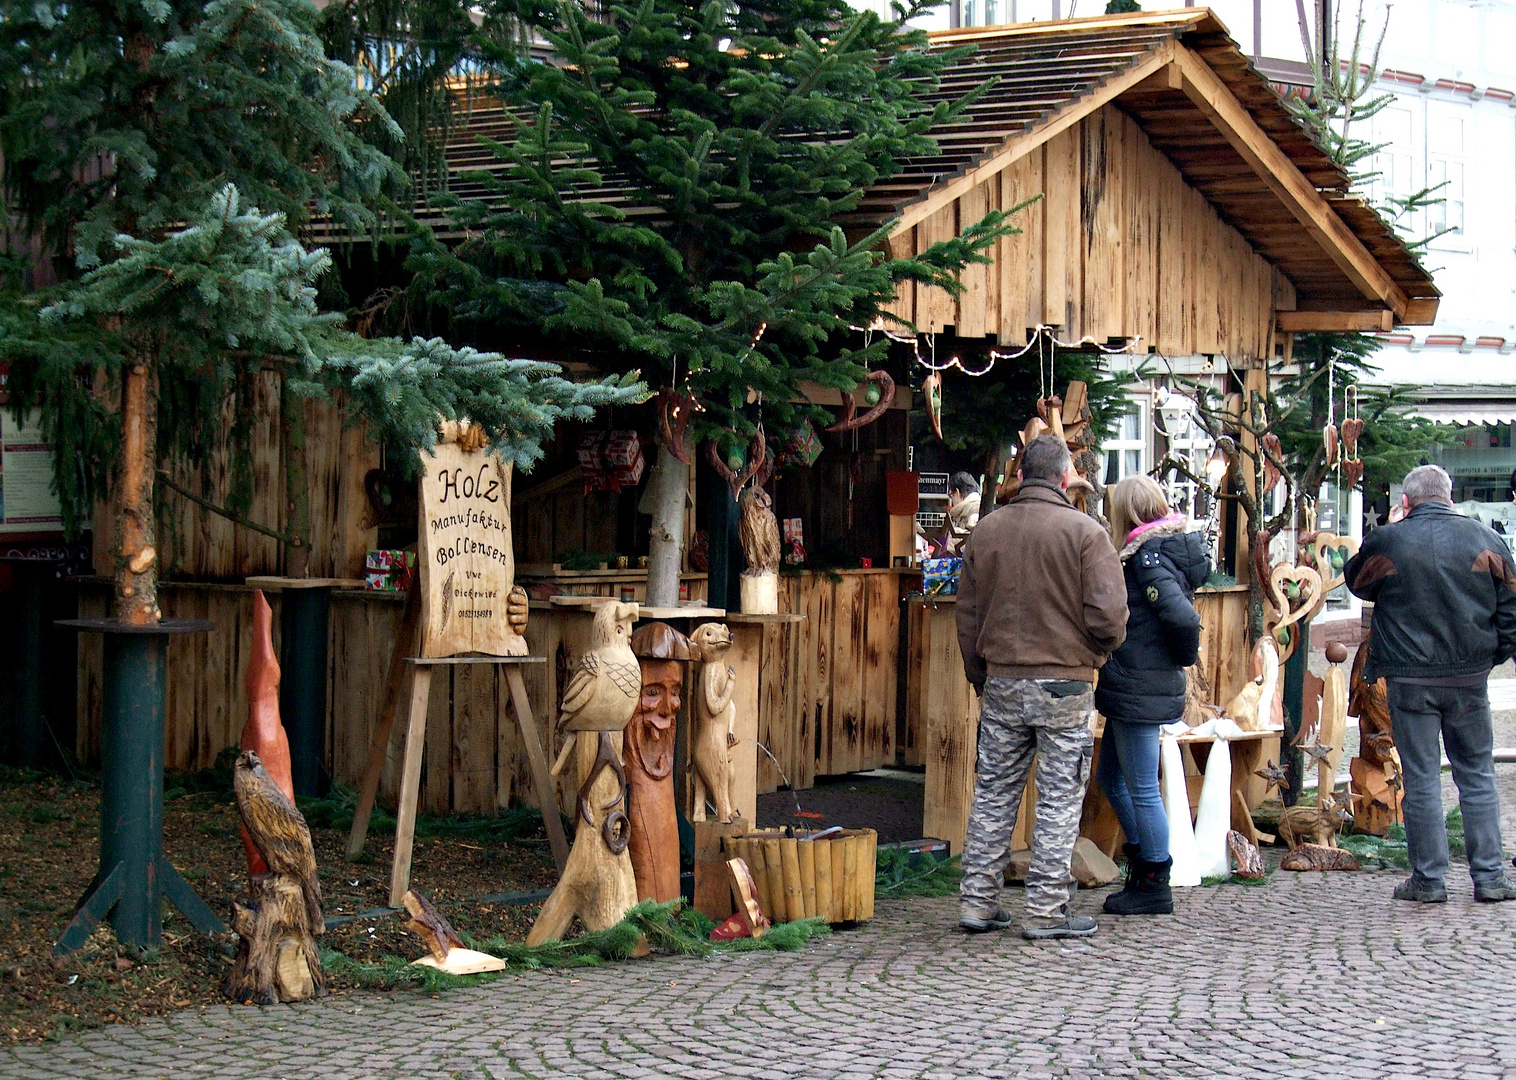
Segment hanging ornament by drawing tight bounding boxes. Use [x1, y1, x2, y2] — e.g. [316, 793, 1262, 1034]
[923, 372, 944, 441]
[657, 387, 696, 466]
[864, 380, 882, 407]
[1342, 417, 1364, 460]
[1323, 423, 1339, 468]
[1342, 458, 1365, 490]
[1262, 433, 1282, 496]
[826, 370, 895, 433]
[725, 442, 745, 472]
[706, 428, 766, 501]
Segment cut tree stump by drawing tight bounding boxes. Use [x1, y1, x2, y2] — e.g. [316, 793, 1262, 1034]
[227, 875, 324, 1004]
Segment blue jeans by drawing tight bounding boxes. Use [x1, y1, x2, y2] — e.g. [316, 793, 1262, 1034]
[1097, 716, 1169, 863]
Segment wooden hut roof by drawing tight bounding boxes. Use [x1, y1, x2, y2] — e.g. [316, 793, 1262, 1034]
[386, 8, 1437, 330]
[868, 10, 1439, 328]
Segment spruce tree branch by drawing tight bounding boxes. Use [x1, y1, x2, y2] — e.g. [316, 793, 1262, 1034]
[156, 469, 301, 547]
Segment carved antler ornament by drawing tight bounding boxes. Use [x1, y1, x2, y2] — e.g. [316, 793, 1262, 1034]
[826, 371, 895, 433]
[706, 428, 766, 501]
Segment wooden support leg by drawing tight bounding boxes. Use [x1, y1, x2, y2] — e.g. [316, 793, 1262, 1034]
[1229, 738, 1263, 846]
[506, 666, 571, 875]
[346, 589, 420, 860]
[388, 665, 433, 908]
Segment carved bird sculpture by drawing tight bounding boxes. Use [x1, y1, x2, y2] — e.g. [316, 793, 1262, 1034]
[1222, 636, 1280, 732]
[560, 601, 642, 731]
[240, 590, 293, 877]
[738, 485, 781, 576]
[233, 749, 323, 935]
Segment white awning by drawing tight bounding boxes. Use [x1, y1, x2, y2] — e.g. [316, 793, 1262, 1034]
[1413, 403, 1516, 426]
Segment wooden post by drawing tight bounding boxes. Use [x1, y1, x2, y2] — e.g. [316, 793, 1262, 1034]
[388, 663, 434, 908]
[116, 360, 159, 625]
[346, 588, 421, 860]
[1281, 617, 1309, 806]
[504, 665, 570, 873]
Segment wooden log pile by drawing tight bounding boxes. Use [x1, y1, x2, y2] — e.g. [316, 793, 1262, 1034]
[722, 829, 877, 925]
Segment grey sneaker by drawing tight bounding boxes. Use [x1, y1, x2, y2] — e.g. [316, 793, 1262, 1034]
[1474, 877, 1516, 902]
[1393, 875, 1448, 903]
[1021, 914, 1098, 940]
[959, 908, 1015, 933]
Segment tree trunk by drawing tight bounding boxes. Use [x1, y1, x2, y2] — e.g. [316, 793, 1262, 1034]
[115, 360, 159, 625]
[226, 874, 324, 1004]
[280, 378, 311, 578]
[645, 443, 688, 609]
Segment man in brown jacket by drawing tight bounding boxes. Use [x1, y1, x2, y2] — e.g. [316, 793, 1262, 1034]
[956, 435, 1128, 938]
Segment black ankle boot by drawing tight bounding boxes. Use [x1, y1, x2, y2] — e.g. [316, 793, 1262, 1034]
[1121, 841, 1141, 861]
[1104, 857, 1174, 916]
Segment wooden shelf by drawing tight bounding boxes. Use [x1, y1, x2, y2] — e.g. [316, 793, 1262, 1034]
[723, 612, 806, 624]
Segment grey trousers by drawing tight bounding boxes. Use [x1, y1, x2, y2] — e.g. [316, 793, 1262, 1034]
[960, 677, 1094, 925]
[1387, 679, 1507, 885]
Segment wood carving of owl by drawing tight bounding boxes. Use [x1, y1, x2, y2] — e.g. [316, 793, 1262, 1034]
[738, 486, 781, 575]
[233, 750, 323, 936]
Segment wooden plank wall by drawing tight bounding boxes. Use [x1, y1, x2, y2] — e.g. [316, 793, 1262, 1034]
[752, 571, 902, 793]
[883, 104, 1295, 359]
[77, 571, 906, 815]
[104, 373, 377, 580]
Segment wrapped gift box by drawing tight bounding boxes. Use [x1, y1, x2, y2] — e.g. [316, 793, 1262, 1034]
[365, 549, 416, 591]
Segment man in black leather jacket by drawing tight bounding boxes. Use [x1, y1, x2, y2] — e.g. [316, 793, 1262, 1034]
[1345, 465, 1516, 903]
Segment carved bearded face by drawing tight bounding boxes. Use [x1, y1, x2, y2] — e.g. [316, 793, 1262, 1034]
[628, 659, 683, 778]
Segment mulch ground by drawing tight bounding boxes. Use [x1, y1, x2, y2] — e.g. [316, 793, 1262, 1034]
[757, 773, 927, 844]
[0, 767, 557, 1045]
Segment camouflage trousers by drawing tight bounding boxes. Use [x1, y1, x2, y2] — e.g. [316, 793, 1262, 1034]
[960, 677, 1095, 926]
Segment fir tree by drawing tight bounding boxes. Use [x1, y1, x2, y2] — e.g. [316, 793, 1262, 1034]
[0, 0, 640, 623]
[405, 0, 1020, 603]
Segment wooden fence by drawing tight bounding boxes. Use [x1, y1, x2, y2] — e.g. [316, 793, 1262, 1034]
[75, 568, 909, 815]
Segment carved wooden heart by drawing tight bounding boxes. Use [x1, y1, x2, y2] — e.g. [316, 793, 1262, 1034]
[1341, 417, 1364, 459]
[1261, 433, 1282, 495]
[1306, 531, 1359, 593]
[827, 370, 895, 433]
[1267, 562, 1324, 659]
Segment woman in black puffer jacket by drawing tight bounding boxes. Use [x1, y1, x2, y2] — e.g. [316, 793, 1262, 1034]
[1094, 475, 1211, 916]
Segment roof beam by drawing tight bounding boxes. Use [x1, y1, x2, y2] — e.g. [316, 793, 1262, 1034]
[1172, 46, 1410, 319]
[1276, 310, 1394, 333]
[892, 41, 1179, 235]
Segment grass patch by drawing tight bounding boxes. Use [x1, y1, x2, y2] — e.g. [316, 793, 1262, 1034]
[1201, 872, 1272, 886]
[320, 900, 830, 991]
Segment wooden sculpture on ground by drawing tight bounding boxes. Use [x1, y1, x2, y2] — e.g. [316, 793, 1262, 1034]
[403, 889, 506, 974]
[1277, 790, 1354, 851]
[1303, 642, 1351, 796]
[1280, 843, 1361, 871]
[690, 622, 739, 823]
[240, 591, 293, 876]
[737, 476, 781, 614]
[624, 622, 693, 903]
[528, 601, 643, 945]
[1227, 830, 1264, 879]
[1348, 637, 1404, 835]
[227, 749, 324, 1003]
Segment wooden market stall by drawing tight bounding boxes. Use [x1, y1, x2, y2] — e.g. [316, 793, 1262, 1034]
[69, 11, 1440, 843]
[877, 10, 1438, 851]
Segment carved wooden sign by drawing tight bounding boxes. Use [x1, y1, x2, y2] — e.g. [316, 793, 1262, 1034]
[417, 441, 525, 658]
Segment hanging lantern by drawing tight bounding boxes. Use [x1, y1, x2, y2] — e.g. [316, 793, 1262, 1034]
[1204, 445, 1229, 488]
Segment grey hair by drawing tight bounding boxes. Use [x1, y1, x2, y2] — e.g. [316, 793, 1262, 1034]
[1402, 464, 1453, 507]
[1019, 435, 1072, 484]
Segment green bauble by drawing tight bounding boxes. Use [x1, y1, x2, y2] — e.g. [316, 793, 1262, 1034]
[864, 381, 881, 406]
[726, 447, 745, 471]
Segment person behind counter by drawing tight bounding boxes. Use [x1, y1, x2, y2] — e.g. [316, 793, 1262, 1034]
[1093, 476, 1210, 917]
[954, 436, 1127, 939]
[944, 472, 981, 553]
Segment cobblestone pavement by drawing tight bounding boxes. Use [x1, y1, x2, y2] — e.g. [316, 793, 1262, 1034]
[7, 866, 1516, 1080]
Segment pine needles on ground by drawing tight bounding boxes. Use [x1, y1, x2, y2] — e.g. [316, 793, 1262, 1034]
[875, 848, 963, 898]
[320, 900, 830, 991]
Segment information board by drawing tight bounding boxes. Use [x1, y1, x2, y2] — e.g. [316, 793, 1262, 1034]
[416, 442, 526, 658]
[0, 410, 64, 535]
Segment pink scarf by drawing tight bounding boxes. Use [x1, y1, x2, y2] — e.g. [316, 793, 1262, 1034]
[1124, 513, 1187, 548]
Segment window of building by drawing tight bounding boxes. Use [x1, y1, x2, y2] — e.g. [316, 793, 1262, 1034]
[1100, 403, 1149, 487]
[1425, 105, 1467, 248]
